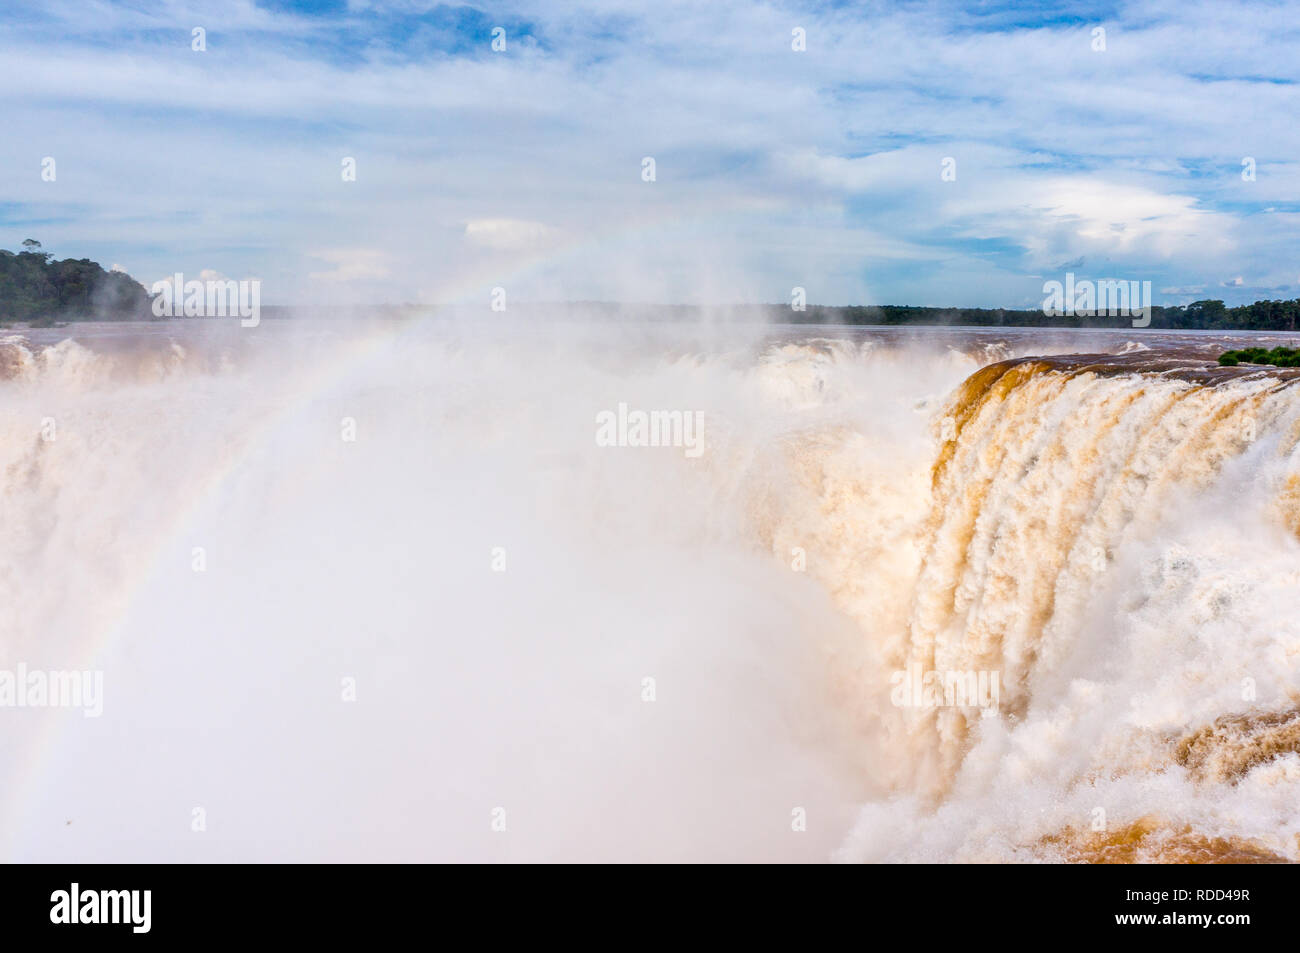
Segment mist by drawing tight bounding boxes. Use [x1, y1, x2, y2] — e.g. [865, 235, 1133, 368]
[0, 316, 977, 861]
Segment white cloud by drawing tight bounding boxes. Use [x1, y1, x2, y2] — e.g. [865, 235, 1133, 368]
[464, 218, 560, 252]
[307, 249, 391, 283]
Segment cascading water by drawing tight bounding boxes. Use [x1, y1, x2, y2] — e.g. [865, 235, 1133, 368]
[1, 320, 1297, 862]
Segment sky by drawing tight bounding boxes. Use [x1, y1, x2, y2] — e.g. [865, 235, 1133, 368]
[1, 0, 1298, 308]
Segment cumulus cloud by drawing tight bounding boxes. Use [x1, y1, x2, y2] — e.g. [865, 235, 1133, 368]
[464, 218, 560, 252]
[307, 249, 391, 283]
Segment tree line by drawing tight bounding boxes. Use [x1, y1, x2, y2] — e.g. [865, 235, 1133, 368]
[5, 239, 1300, 331]
[784, 299, 1300, 331]
[0, 240, 152, 323]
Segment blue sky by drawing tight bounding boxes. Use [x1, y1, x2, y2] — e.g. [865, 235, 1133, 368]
[1, 0, 1298, 308]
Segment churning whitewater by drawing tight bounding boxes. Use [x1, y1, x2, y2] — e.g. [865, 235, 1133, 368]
[1, 319, 1298, 862]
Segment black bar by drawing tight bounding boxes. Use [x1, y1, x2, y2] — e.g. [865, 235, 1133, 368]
[0, 863, 1284, 941]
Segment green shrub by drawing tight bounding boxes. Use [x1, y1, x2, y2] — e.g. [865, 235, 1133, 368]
[1218, 346, 1300, 367]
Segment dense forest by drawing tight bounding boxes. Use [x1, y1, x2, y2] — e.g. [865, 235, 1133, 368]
[781, 299, 1300, 331]
[0, 240, 152, 323]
